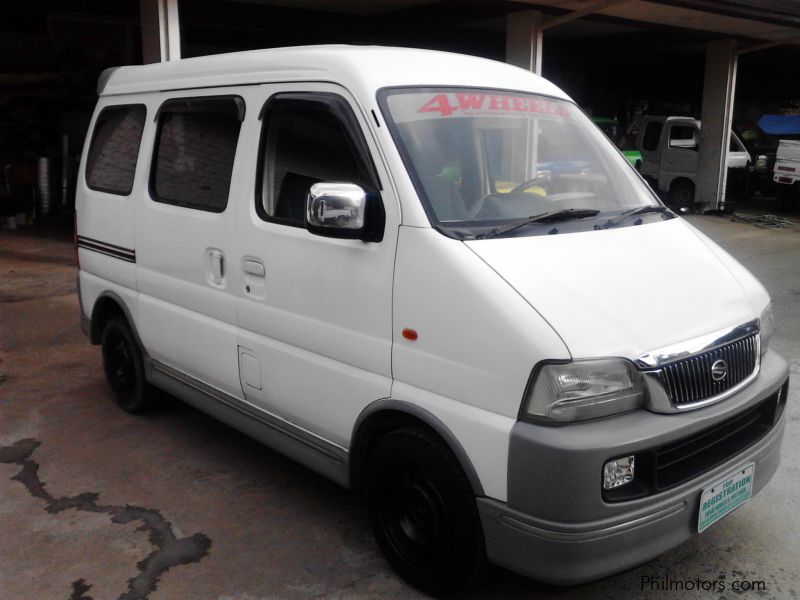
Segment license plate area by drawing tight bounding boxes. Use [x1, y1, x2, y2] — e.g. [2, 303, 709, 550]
[698, 463, 755, 532]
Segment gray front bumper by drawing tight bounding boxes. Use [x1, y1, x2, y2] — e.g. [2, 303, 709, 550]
[480, 350, 789, 585]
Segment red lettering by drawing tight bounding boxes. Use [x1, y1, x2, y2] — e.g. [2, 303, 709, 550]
[455, 93, 486, 110]
[419, 94, 458, 117]
[488, 95, 513, 110]
[512, 97, 528, 111]
[418, 92, 570, 119]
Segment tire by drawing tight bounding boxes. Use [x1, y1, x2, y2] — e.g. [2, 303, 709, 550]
[669, 179, 695, 208]
[101, 315, 157, 413]
[365, 426, 487, 597]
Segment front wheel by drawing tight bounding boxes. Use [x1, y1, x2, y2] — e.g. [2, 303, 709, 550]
[365, 426, 487, 597]
[101, 316, 158, 413]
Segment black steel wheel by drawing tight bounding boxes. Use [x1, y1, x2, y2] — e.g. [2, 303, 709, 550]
[670, 179, 696, 209]
[101, 315, 157, 413]
[366, 426, 487, 597]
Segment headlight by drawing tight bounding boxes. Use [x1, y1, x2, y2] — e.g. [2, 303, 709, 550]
[522, 359, 644, 423]
[759, 303, 774, 355]
[755, 155, 768, 171]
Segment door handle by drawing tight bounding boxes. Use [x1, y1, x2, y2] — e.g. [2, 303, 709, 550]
[209, 249, 224, 281]
[243, 259, 265, 277]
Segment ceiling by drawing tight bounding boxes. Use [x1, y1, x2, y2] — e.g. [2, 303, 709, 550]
[229, 0, 800, 45]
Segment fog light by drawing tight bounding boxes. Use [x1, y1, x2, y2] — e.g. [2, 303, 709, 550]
[603, 455, 635, 489]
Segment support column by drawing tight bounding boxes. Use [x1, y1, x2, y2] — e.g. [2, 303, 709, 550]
[506, 11, 543, 74]
[139, 0, 181, 64]
[697, 39, 738, 212]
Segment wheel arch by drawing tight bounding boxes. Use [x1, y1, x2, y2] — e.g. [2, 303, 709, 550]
[350, 399, 485, 497]
[669, 176, 695, 193]
[90, 291, 145, 354]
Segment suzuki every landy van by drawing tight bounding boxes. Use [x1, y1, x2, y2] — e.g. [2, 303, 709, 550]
[76, 46, 789, 596]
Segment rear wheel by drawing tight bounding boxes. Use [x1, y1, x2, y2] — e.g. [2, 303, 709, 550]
[669, 179, 695, 209]
[366, 426, 487, 597]
[101, 315, 158, 413]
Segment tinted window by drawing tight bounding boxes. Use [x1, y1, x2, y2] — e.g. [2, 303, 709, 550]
[152, 97, 242, 212]
[86, 105, 146, 195]
[259, 97, 375, 226]
[642, 122, 663, 152]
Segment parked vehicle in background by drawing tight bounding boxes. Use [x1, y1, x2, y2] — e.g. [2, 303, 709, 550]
[773, 139, 800, 206]
[733, 120, 777, 196]
[635, 115, 751, 207]
[593, 116, 642, 170]
[76, 46, 789, 596]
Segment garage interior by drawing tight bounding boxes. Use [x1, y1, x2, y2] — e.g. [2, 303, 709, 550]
[2, 0, 800, 230]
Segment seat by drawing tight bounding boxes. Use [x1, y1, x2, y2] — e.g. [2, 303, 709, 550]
[418, 159, 464, 222]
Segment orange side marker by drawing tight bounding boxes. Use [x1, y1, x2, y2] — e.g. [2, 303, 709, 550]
[402, 328, 418, 341]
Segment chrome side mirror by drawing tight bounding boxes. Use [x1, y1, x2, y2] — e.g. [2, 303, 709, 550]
[306, 182, 366, 238]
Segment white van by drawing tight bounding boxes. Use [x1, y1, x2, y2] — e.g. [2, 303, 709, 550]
[636, 115, 751, 206]
[76, 46, 789, 596]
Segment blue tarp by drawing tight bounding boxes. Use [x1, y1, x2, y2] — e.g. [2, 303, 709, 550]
[757, 114, 800, 135]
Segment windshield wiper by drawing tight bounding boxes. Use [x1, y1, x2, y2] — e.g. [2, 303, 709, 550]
[600, 205, 672, 229]
[475, 209, 600, 240]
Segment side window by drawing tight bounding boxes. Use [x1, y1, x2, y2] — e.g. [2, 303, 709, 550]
[151, 96, 243, 212]
[86, 105, 146, 195]
[641, 121, 663, 152]
[669, 125, 699, 150]
[257, 93, 378, 226]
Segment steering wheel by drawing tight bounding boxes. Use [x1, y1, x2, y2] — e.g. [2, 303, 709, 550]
[463, 193, 489, 219]
[510, 175, 551, 195]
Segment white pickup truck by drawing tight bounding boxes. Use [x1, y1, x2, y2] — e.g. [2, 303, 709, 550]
[635, 116, 751, 207]
[773, 139, 800, 205]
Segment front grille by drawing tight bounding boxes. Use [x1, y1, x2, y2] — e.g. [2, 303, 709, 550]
[660, 334, 758, 406]
[653, 388, 779, 490]
[603, 382, 787, 502]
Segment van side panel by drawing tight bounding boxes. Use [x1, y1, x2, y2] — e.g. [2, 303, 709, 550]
[76, 98, 148, 312]
[391, 226, 571, 501]
[233, 83, 398, 448]
[133, 88, 255, 398]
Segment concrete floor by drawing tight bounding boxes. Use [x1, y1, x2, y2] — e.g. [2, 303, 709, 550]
[0, 214, 798, 600]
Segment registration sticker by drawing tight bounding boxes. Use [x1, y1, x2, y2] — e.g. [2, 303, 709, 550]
[698, 463, 755, 532]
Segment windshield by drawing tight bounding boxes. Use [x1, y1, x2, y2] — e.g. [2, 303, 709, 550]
[380, 88, 662, 239]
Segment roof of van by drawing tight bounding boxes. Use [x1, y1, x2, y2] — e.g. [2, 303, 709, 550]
[98, 45, 570, 102]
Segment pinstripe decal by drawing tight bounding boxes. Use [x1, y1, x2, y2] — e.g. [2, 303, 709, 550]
[77, 236, 136, 263]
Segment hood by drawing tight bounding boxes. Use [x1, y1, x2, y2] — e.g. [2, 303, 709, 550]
[465, 218, 768, 360]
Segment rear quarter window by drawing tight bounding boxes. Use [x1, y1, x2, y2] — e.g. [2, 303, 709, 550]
[85, 104, 146, 195]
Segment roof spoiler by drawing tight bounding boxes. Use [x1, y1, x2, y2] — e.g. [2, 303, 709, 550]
[97, 67, 122, 95]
